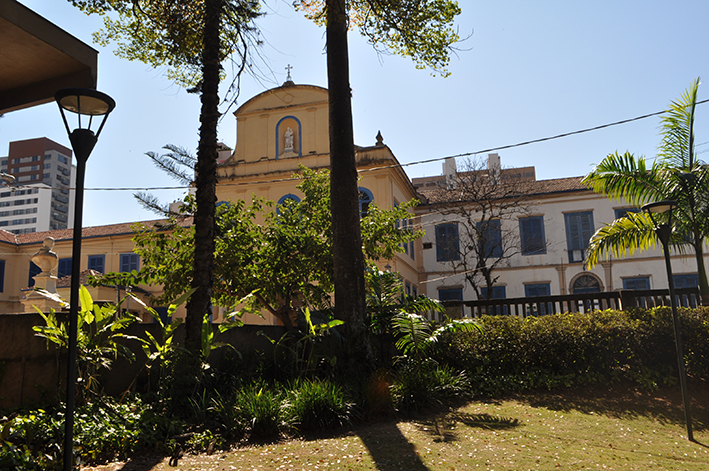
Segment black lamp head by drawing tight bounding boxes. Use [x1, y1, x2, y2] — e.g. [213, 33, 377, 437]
[55, 88, 115, 163]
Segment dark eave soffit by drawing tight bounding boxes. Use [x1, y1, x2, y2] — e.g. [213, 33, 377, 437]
[0, 0, 97, 114]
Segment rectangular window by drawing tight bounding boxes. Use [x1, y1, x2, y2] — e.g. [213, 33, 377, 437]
[615, 207, 640, 219]
[438, 287, 463, 301]
[405, 281, 411, 296]
[623, 277, 650, 290]
[519, 216, 546, 255]
[673, 274, 699, 289]
[0, 259, 5, 292]
[412, 285, 418, 298]
[58, 258, 72, 278]
[480, 286, 507, 315]
[435, 223, 460, 261]
[525, 283, 550, 297]
[120, 252, 139, 272]
[480, 286, 506, 300]
[564, 211, 594, 263]
[88, 254, 105, 274]
[440, 286, 466, 317]
[477, 219, 502, 258]
[525, 283, 551, 315]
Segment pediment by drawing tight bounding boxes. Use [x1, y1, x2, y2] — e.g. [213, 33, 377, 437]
[235, 83, 328, 117]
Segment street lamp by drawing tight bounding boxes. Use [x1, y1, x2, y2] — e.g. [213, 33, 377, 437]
[641, 200, 693, 441]
[55, 87, 115, 470]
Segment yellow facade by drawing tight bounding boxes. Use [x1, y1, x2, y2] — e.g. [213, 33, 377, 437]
[1, 82, 421, 324]
[216, 82, 421, 323]
[0, 222, 178, 320]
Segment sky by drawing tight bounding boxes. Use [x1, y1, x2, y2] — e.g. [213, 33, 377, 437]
[2, 0, 709, 227]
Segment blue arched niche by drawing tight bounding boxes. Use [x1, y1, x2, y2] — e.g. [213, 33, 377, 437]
[275, 116, 302, 158]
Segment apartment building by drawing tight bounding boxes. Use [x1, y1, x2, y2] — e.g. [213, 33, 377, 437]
[0, 138, 76, 233]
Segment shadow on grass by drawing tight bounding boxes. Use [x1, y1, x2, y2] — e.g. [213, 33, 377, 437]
[511, 381, 709, 432]
[106, 453, 165, 470]
[414, 412, 520, 443]
[357, 420, 430, 470]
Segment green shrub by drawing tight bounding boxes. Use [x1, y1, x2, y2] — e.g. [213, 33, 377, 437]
[286, 379, 351, 432]
[391, 359, 471, 413]
[235, 382, 285, 440]
[436, 307, 709, 397]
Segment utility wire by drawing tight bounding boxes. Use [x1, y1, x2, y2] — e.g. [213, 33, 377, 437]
[18, 99, 709, 193]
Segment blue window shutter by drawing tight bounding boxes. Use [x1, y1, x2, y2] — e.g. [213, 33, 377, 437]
[673, 274, 699, 289]
[481, 286, 506, 299]
[520, 216, 546, 255]
[58, 258, 72, 278]
[438, 287, 463, 301]
[525, 283, 550, 297]
[88, 255, 105, 274]
[436, 223, 460, 261]
[477, 219, 502, 258]
[120, 253, 139, 272]
[565, 212, 594, 262]
[28, 261, 41, 287]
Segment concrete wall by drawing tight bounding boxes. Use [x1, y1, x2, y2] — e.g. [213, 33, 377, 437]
[0, 312, 285, 409]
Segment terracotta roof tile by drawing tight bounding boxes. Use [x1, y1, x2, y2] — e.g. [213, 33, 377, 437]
[418, 176, 588, 205]
[14, 217, 193, 246]
[0, 230, 18, 244]
[56, 269, 103, 288]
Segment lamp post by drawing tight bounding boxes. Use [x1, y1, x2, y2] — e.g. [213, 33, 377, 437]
[55, 87, 115, 470]
[641, 200, 693, 441]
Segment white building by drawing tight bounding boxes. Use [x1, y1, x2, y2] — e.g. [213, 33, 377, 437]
[414, 154, 705, 310]
[0, 138, 76, 234]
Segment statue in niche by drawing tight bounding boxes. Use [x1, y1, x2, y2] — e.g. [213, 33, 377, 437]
[284, 127, 294, 153]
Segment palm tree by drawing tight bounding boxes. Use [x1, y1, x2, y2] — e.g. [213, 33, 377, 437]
[583, 78, 709, 304]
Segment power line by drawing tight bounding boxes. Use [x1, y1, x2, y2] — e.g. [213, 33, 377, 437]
[23, 99, 708, 193]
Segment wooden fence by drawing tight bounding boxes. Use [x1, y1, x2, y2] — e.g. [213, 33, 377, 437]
[442, 287, 701, 318]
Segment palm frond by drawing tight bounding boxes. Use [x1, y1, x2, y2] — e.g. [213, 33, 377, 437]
[585, 212, 657, 268]
[392, 312, 431, 357]
[145, 144, 196, 185]
[658, 77, 700, 169]
[582, 151, 665, 205]
[133, 192, 173, 217]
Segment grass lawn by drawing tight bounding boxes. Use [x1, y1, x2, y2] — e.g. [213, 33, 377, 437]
[83, 383, 709, 470]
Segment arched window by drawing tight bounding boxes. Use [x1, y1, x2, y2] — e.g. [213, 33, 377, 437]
[277, 194, 301, 205]
[358, 187, 374, 217]
[277, 193, 301, 215]
[571, 274, 601, 294]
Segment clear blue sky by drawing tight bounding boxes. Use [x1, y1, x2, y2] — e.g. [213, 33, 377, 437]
[3, 1, 709, 227]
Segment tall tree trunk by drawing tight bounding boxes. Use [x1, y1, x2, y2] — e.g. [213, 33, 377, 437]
[326, 0, 372, 367]
[693, 240, 709, 305]
[185, 0, 221, 354]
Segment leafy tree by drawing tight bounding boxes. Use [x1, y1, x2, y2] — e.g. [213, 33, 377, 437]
[583, 78, 709, 304]
[95, 167, 422, 329]
[68, 0, 262, 353]
[297, 0, 462, 367]
[425, 156, 540, 300]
